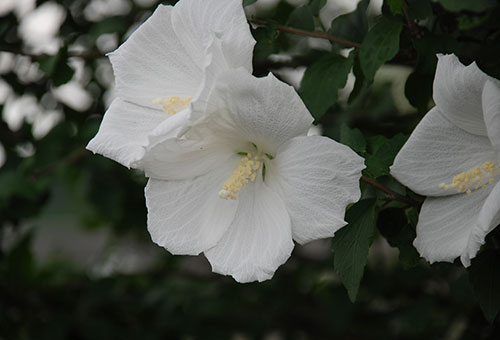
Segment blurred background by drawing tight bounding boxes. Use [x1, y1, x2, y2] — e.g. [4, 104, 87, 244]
[1, 0, 499, 339]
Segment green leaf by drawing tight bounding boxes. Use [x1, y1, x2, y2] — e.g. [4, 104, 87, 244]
[38, 47, 75, 86]
[360, 16, 403, 82]
[386, 0, 403, 14]
[468, 249, 500, 322]
[365, 133, 407, 177]
[404, 71, 433, 113]
[407, 0, 433, 19]
[329, 0, 369, 45]
[287, 6, 315, 31]
[252, 27, 279, 62]
[89, 16, 129, 40]
[309, 0, 327, 16]
[348, 54, 366, 103]
[340, 123, 367, 154]
[332, 198, 377, 302]
[436, 0, 496, 12]
[243, 0, 258, 7]
[299, 54, 353, 120]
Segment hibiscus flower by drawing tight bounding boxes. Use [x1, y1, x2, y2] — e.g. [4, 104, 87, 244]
[144, 69, 365, 282]
[87, 0, 255, 168]
[391, 54, 500, 266]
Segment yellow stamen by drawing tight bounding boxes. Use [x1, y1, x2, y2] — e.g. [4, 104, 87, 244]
[440, 161, 499, 194]
[152, 96, 192, 114]
[219, 153, 262, 200]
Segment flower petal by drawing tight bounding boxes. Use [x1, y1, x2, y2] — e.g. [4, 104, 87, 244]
[109, 5, 202, 109]
[171, 0, 255, 73]
[145, 157, 240, 255]
[266, 135, 365, 244]
[199, 69, 314, 155]
[390, 107, 496, 196]
[462, 182, 500, 266]
[204, 176, 293, 283]
[414, 185, 493, 264]
[86, 99, 165, 168]
[482, 80, 500, 150]
[433, 54, 490, 136]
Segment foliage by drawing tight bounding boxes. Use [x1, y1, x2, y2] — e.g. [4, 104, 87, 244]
[1, 0, 500, 338]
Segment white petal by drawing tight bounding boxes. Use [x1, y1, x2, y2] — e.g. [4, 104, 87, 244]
[204, 176, 293, 283]
[390, 107, 496, 196]
[462, 182, 500, 266]
[171, 0, 255, 73]
[433, 54, 490, 136]
[86, 99, 165, 168]
[141, 137, 237, 180]
[482, 80, 500, 150]
[414, 185, 493, 263]
[266, 135, 365, 244]
[109, 5, 202, 108]
[145, 157, 240, 255]
[201, 70, 314, 155]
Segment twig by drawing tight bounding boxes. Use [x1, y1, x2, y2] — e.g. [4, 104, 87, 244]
[0, 44, 105, 60]
[401, 1, 421, 39]
[249, 18, 361, 49]
[361, 175, 421, 207]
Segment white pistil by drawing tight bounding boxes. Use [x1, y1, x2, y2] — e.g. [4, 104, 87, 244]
[219, 153, 262, 200]
[439, 161, 499, 195]
[152, 96, 192, 114]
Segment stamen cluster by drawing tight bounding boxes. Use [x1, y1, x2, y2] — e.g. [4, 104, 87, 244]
[439, 161, 499, 194]
[219, 153, 262, 200]
[153, 96, 193, 114]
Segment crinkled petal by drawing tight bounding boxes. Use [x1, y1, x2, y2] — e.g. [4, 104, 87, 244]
[198, 69, 314, 155]
[462, 182, 500, 266]
[414, 185, 493, 263]
[266, 135, 365, 244]
[482, 80, 500, 150]
[171, 0, 255, 73]
[204, 176, 293, 283]
[109, 5, 202, 109]
[145, 157, 240, 255]
[433, 54, 490, 136]
[86, 99, 165, 168]
[391, 107, 496, 196]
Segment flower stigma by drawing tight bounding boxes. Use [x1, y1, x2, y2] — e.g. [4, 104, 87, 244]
[219, 153, 262, 200]
[439, 161, 500, 195]
[152, 96, 192, 114]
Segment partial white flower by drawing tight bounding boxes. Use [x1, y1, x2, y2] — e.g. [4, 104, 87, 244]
[144, 70, 365, 282]
[391, 54, 500, 266]
[86, 0, 255, 168]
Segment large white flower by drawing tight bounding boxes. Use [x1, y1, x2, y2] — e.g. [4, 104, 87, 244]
[144, 69, 365, 282]
[87, 0, 255, 168]
[391, 54, 500, 266]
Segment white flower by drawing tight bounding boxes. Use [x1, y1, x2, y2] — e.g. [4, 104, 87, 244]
[144, 69, 365, 282]
[391, 54, 500, 266]
[86, 0, 255, 168]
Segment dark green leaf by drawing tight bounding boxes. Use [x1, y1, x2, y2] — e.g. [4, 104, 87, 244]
[468, 249, 500, 322]
[287, 6, 315, 31]
[299, 54, 353, 120]
[89, 16, 129, 40]
[37, 47, 75, 86]
[329, 0, 369, 44]
[348, 53, 365, 103]
[332, 198, 377, 301]
[252, 27, 279, 61]
[405, 71, 433, 113]
[243, 0, 257, 7]
[386, 0, 403, 14]
[365, 133, 407, 177]
[340, 123, 367, 154]
[436, 0, 496, 12]
[406, 0, 433, 19]
[360, 16, 403, 82]
[309, 0, 327, 16]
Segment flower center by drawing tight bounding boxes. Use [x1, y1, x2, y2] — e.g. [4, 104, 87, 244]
[219, 153, 262, 200]
[439, 161, 500, 194]
[152, 96, 192, 114]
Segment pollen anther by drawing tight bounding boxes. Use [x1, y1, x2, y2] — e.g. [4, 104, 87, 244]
[153, 96, 192, 114]
[219, 153, 262, 200]
[440, 161, 499, 194]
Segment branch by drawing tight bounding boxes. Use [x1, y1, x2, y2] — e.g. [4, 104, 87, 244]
[249, 18, 361, 49]
[0, 44, 105, 60]
[401, 1, 421, 39]
[361, 175, 421, 207]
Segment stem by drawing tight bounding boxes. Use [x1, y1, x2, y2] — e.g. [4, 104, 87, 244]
[249, 18, 361, 49]
[401, 1, 421, 38]
[0, 44, 105, 60]
[361, 175, 421, 207]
